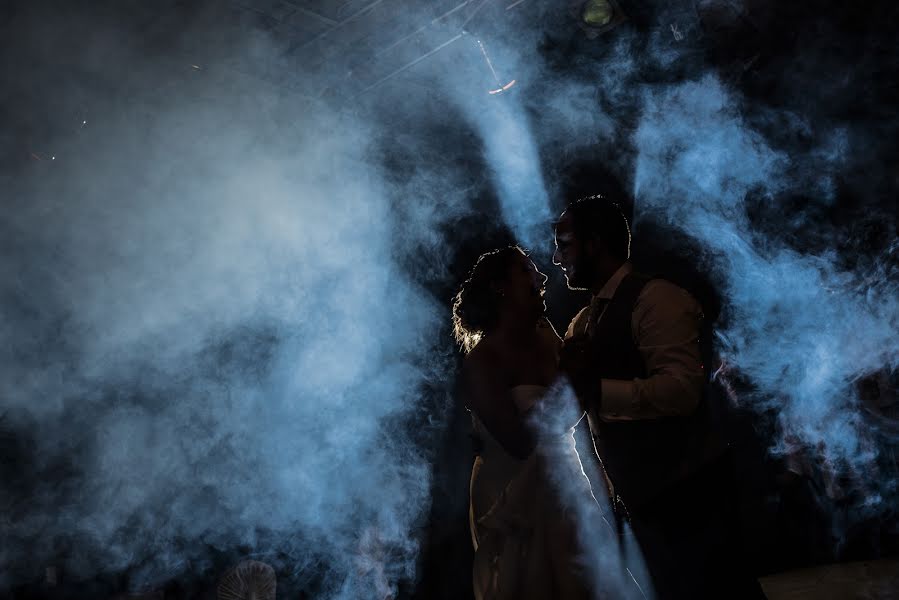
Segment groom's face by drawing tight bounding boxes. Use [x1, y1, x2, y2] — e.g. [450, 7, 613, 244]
[553, 213, 592, 290]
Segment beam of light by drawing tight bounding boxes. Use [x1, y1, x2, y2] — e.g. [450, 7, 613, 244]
[472, 98, 551, 251]
[443, 34, 551, 253]
[528, 382, 653, 600]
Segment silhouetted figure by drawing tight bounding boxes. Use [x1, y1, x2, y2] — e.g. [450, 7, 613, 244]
[453, 246, 603, 600]
[554, 195, 764, 599]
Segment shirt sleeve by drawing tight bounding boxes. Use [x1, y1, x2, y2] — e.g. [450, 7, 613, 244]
[598, 280, 705, 420]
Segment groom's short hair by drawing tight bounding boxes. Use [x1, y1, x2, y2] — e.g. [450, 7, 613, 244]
[562, 194, 631, 261]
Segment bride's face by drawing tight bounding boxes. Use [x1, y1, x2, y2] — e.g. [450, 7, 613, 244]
[499, 254, 547, 319]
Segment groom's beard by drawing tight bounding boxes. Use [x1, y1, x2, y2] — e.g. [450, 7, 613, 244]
[565, 260, 596, 291]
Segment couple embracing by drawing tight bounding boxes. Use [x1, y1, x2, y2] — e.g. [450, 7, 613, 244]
[453, 195, 763, 600]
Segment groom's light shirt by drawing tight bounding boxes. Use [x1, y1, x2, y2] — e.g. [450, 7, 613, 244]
[564, 262, 705, 421]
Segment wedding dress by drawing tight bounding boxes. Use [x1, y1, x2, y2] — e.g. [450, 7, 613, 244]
[469, 384, 596, 600]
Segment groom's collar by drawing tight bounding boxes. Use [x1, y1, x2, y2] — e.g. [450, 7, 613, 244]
[594, 261, 632, 300]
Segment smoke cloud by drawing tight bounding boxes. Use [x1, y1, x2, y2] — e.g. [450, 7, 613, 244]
[1, 2, 465, 596]
[632, 74, 898, 508]
[529, 383, 653, 599]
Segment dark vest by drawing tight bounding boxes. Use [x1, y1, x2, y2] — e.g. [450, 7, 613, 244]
[590, 273, 726, 513]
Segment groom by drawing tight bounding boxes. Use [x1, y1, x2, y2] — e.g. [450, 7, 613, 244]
[553, 195, 761, 599]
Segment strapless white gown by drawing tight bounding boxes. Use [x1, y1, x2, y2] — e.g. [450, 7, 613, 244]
[469, 385, 597, 600]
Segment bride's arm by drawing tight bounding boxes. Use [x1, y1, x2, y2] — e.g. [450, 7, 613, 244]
[461, 350, 536, 460]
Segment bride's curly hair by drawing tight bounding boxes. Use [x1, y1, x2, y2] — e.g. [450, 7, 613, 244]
[452, 246, 527, 354]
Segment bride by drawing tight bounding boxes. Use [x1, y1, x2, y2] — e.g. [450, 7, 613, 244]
[452, 246, 601, 600]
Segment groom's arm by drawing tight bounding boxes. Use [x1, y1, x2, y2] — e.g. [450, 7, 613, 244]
[598, 280, 705, 420]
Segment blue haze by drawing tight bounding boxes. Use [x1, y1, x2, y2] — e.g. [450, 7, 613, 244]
[0, 5, 462, 597]
[530, 384, 654, 599]
[633, 76, 898, 504]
